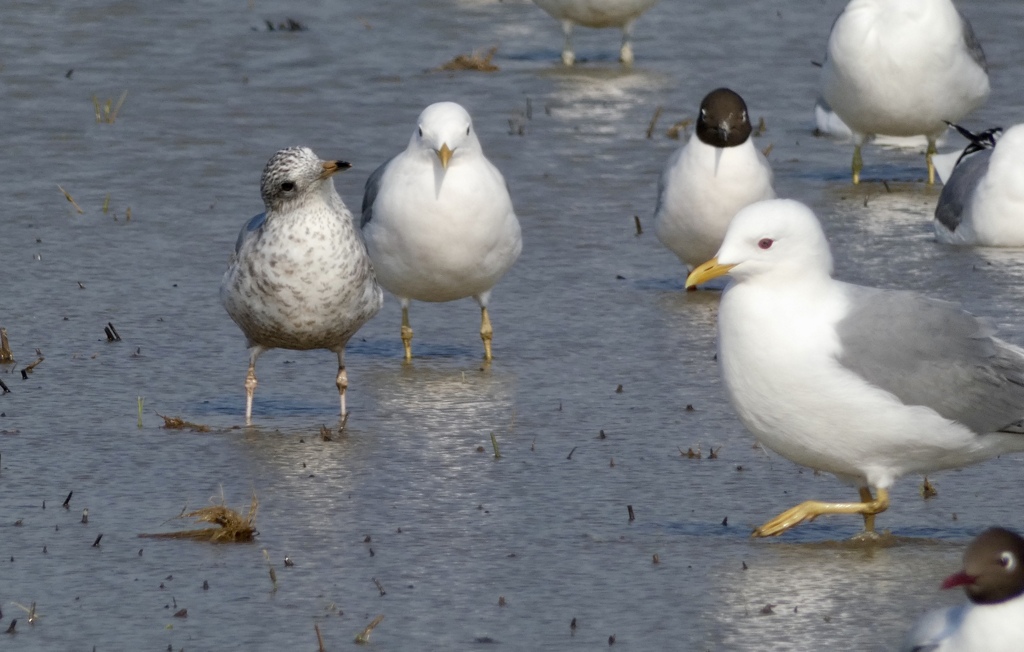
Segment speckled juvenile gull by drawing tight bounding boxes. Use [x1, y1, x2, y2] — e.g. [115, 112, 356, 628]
[935, 124, 1024, 246]
[654, 88, 774, 279]
[903, 527, 1024, 652]
[361, 102, 522, 362]
[685, 199, 1024, 538]
[221, 146, 383, 424]
[531, 0, 659, 65]
[820, 0, 989, 184]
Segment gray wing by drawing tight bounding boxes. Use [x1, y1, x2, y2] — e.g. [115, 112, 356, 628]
[360, 156, 394, 229]
[935, 148, 991, 232]
[958, 10, 988, 72]
[835, 286, 1024, 435]
[235, 211, 267, 253]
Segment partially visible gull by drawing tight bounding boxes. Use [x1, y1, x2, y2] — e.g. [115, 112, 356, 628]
[654, 88, 775, 280]
[935, 124, 1024, 247]
[686, 199, 1024, 537]
[820, 0, 989, 184]
[222, 147, 383, 424]
[530, 0, 659, 65]
[902, 527, 1024, 652]
[361, 102, 522, 362]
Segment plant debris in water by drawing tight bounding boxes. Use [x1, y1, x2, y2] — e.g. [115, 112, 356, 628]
[157, 413, 211, 432]
[437, 46, 498, 72]
[139, 493, 258, 543]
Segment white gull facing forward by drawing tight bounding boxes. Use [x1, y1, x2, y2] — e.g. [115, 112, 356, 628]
[685, 199, 1024, 537]
[531, 0, 659, 65]
[820, 0, 989, 184]
[361, 102, 522, 362]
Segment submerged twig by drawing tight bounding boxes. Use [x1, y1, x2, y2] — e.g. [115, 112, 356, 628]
[139, 492, 258, 543]
[646, 106, 663, 139]
[57, 185, 84, 214]
[354, 615, 384, 644]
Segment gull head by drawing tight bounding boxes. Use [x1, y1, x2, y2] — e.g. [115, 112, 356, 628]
[943, 527, 1024, 605]
[410, 101, 480, 169]
[260, 146, 351, 212]
[685, 199, 833, 288]
[696, 88, 753, 148]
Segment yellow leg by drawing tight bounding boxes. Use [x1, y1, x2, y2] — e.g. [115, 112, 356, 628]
[859, 487, 876, 532]
[244, 363, 257, 425]
[401, 305, 413, 362]
[480, 306, 493, 361]
[852, 143, 862, 185]
[926, 138, 937, 185]
[752, 488, 889, 538]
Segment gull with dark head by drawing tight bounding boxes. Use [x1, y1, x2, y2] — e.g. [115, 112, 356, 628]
[903, 527, 1024, 651]
[820, 0, 989, 184]
[530, 0, 659, 66]
[935, 124, 1024, 246]
[221, 146, 383, 424]
[361, 102, 522, 362]
[654, 88, 775, 281]
[686, 199, 1024, 538]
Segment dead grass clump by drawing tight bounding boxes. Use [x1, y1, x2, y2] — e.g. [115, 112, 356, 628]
[437, 46, 498, 72]
[0, 328, 13, 363]
[139, 492, 258, 543]
[158, 413, 211, 432]
[92, 91, 128, 123]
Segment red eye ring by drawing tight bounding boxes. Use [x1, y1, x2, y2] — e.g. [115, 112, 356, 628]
[758, 238, 773, 250]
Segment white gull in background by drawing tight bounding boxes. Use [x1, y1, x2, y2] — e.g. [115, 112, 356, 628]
[685, 199, 1024, 537]
[935, 124, 1024, 246]
[902, 527, 1024, 652]
[820, 0, 989, 184]
[361, 102, 522, 362]
[530, 0, 659, 65]
[655, 87, 775, 282]
[222, 147, 383, 424]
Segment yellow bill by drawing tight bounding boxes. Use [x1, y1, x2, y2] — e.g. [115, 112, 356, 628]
[320, 160, 352, 179]
[685, 257, 736, 289]
[437, 143, 453, 169]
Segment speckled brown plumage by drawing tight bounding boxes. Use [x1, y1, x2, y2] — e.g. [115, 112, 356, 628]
[221, 146, 382, 423]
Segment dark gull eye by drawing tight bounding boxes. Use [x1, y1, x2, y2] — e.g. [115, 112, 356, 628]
[466, 126, 471, 135]
[280, 181, 296, 192]
[418, 127, 423, 137]
[758, 238, 773, 250]
[1000, 552, 1017, 570]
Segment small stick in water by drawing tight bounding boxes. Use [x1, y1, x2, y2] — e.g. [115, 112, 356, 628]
[646, 106, 663, 139]
[58, 185, 84, 214]
[354, 615, 384, 644]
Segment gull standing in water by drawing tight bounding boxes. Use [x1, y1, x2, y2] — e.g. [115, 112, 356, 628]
[361, 102, 521, 362]
[530, 0, 659, 66]
[654, 88, 775, 281]
[820, 0, 989, 184]
[686, 199, 1024, 538]
[222, 147, 383, 424]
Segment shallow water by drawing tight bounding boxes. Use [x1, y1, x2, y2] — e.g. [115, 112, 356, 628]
[2, 1, 1024, 649]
